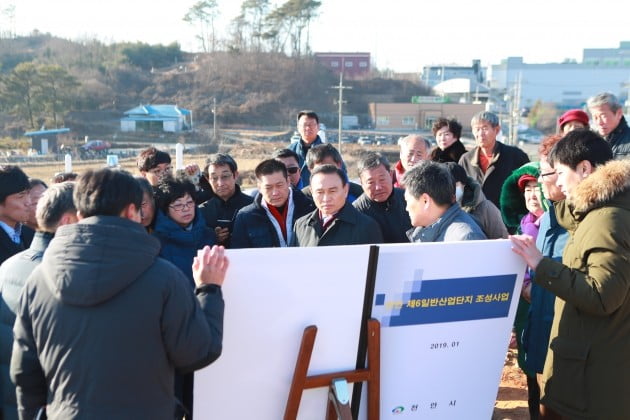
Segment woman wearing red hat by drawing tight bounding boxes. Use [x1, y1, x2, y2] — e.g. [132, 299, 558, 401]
[557, 109, 590, 135]
[499, 162, 544, 419]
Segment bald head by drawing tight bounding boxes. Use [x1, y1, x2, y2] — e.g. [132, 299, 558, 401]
[399, 135, 429, 171]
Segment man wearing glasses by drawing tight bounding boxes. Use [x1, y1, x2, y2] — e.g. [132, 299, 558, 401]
[199, 153, 253, 248]
[288, 110, 324, 187]
[272, 148, 303, 189]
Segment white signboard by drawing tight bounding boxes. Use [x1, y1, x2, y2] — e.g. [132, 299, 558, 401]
[366, 240, 526, 419]
[194, 240, 526, 419]
[194, 245, 373, 420]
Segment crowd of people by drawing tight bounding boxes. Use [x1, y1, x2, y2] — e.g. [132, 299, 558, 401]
[0, 90, 629, 419]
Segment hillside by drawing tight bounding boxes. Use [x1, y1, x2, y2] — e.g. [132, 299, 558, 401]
[0, 34, 431, 137]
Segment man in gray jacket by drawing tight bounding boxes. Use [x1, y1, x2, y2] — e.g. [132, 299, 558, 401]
[403, 161, 487, 242]
[10, 168, 228, 420]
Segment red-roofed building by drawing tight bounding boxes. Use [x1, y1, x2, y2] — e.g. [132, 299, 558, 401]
[314, 52, 371, 78]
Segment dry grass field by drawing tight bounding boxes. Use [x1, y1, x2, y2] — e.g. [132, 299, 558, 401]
[17, 142, 400, 187]
[16, 137, 539, 187]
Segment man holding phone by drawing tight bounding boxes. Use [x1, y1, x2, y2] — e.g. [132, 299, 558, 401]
[199, 153, 253, 248]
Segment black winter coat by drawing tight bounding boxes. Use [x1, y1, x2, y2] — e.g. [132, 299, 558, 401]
[606, 115, 630, 160]
[292, 202, 383, 246]
[0, 226, 34, 266]
[10, 216, 224, 420]
[458, 141, 530, 208]
[352, 188, 411, 244]
[231, 188, 314, 248]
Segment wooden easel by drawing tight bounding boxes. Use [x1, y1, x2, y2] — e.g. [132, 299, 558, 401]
[283, 319, 380, 420]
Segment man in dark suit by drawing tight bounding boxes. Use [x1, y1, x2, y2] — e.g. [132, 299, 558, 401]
[0, 165, 34, 265]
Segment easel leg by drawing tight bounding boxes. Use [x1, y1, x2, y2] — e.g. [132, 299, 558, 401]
[284, 320, 381, 420]
[367, 319, 380, 419]
[284, 325, 318, 420]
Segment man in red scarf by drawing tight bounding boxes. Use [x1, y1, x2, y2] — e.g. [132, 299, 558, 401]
[231, 159, 314, 248]
[392, 135, 430, 188]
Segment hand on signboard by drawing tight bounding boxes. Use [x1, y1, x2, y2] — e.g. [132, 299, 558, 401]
[193, 245, 229, 287]
[509, 234, 544, 271]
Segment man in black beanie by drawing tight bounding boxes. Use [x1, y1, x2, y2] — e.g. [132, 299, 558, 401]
[0, 165, 34, 265]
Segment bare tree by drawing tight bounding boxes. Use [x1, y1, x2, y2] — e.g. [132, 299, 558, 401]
[183, 0, 220, 52]
[227, 14, 248, 53]
[240, 0, 271, 52]
[0, 3, 16, 39]
[264, 0, 321, 57]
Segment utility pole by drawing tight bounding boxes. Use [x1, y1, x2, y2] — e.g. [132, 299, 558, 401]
[623, 79, 630, 116]
[212, 97, 217, 144]
[331, 70, 351, 153]
[508, 73, 522, 146]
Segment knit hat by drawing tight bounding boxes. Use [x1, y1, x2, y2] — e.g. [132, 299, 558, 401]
[0, 165, 30, 203]
[499, 162, 540, 230]
[558, 109, 589, 130]
[517, 174, 537, 192]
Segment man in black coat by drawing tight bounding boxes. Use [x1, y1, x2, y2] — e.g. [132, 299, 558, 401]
[353, 152, 412, 243]
[199, 153, 253, 248]
[0, 166, 34, 265]
[587, 92, 630, 160]
[458, 111, 530, 208]
[293, 165, 383, 246]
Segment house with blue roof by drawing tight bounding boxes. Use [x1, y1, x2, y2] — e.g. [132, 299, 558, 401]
[24, 127, 71, 154]
[121, 104, 192, 132]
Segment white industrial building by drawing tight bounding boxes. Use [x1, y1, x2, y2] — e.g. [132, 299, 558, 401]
[488, 42, 630, 109]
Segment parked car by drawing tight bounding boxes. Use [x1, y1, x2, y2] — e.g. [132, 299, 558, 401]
[375, 135, 391, 145]
[357, 136, 374, 145]
[79, 139, 111, 159]
[518, 128, 544, 144]
[81, 139, 111, 151]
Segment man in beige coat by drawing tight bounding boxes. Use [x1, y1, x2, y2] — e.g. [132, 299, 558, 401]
[511, 130, 630, 418]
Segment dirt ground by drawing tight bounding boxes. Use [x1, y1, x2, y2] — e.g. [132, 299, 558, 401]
[17, 142, 531, 418]
[493, 350, 529, 420]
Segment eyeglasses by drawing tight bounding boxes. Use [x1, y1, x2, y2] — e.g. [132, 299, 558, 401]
[169, 200, 195, 212]
[286, 166, 300, 175]
[540, 171, 556, 178]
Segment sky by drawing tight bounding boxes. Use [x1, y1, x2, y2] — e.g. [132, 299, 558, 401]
[5, 0, 630, 72]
